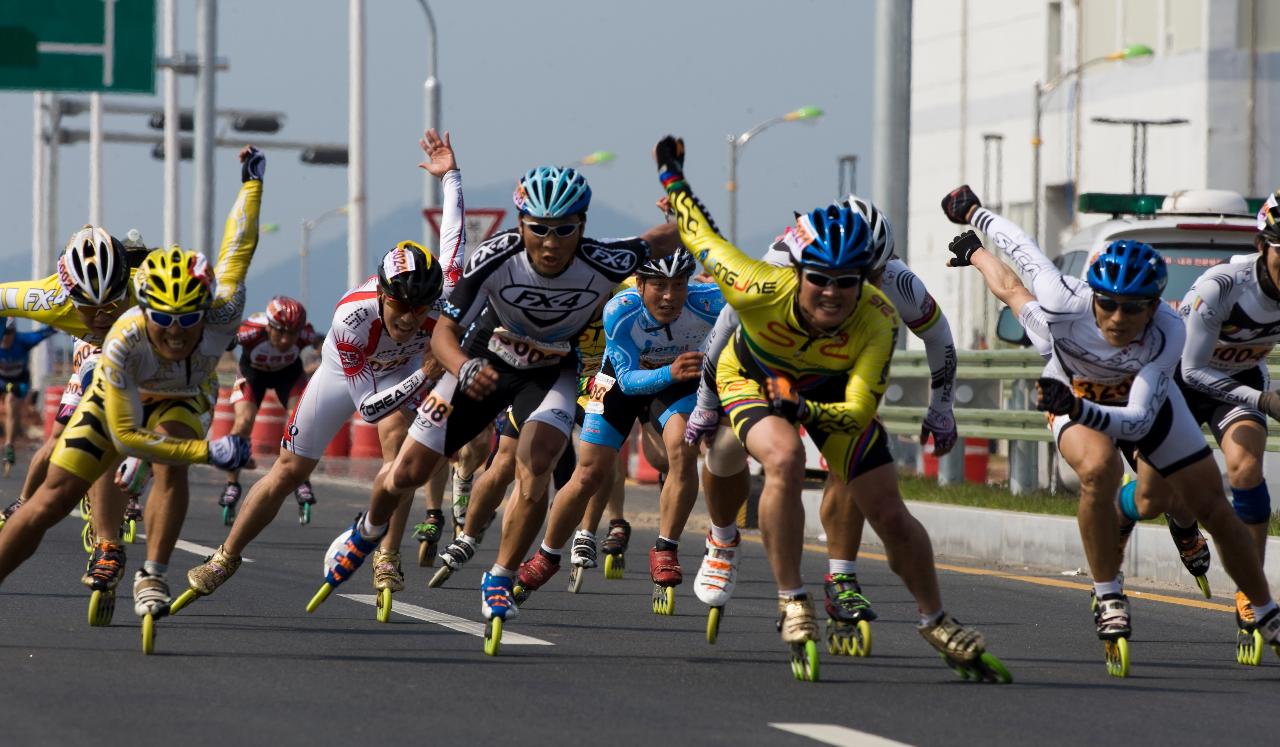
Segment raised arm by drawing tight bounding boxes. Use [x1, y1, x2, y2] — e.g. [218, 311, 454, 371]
[419, 129, 467, 291]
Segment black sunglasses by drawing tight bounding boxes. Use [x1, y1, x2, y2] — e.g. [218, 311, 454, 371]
[523, 221, 580, 238]
[802, 270, 863, 289]
[1094, 296, 1155, 314]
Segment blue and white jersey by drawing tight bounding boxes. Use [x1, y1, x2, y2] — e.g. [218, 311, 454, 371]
[602, 282, 725, 396]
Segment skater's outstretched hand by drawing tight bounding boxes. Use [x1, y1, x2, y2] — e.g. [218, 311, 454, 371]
[419, 129, 457, 178]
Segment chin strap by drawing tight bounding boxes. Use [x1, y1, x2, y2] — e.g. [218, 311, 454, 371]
[1257, 251, 1280, 303]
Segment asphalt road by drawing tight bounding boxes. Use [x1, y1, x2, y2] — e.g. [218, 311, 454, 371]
[2, 455, 1278, 746]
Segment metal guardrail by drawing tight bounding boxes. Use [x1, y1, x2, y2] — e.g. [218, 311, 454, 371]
[883, 350, 1280, 452]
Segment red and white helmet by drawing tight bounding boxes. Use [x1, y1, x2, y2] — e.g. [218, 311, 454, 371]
[59, 225, 130, 306]
[265, 296, 306, 331]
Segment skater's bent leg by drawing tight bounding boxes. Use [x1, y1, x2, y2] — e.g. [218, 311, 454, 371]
[377, 412, 414, 553]
[579, 458, 619, 535]
[544, 441, 613, 549]
[224, 449, 318, 556]
[90, 463, 128, 541]
[744, 417, 806, 591]
[4, 392, 18, 449]
[143, 421, 198, 567]
[1220, 419, 1270, 559]
[641, 423, 669, 475]
[463, 435, 517, 537]
[1166, 455, 1274, 606]
[821, 471, 867, 562]
[494, 423, 566, 569]
[0, 466, 91, 581]
[1057, 425, 1124, 583]
[20, 427, 60, 502]
[456, 424, 493, 481]
[381, 437, 444, 525]
[658, 416, 699, 541]
[703, 425, 749, 528]
[843, 464, 942, 613]
[425, 462, 448, 511]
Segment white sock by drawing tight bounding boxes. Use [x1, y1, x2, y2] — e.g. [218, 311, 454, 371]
[828, 558, 857, 576]
[918, 609, 945, 627]
[1093, 578, 1123, 598]
[1252, 600, 1278, 618]
[489, 564, 514, 578]
[143, 560, 167, 576]
[360, 515, 387, 538]
[710, 523, 738, 544]
[540, 542, 564, 557]
[778, 586, 806, 600]
[458, 533, 477, 546]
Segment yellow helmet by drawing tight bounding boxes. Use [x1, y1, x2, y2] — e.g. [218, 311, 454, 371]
[133, 247, 216, 313]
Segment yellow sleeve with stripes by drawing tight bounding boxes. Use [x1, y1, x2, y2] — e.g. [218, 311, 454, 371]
[668, 190, 790, 312]
[211, 179, 261, 312]
[0, 275, 89, 337]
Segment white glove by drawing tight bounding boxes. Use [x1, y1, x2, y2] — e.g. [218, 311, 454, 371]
[208, 434, 252, 471]
[921, 405, 958, 456]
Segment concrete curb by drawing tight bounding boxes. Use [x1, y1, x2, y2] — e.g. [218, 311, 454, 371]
[801, 489, 1280, 599]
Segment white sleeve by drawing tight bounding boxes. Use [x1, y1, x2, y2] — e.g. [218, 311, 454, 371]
[1180, 270, 1261, 407]
[1073, 307, 1184, 439]
[1018, 301, 1055, 360]
[437, 170, 466, 293]
[882, 261, 955, 410]
[970, 207, 1090, 315]
[697, 305, 740, 410]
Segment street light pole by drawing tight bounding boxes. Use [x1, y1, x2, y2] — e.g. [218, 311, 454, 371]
[348, 0, 367, 290]
[416, 0, 441, 250]
[194, 0, 217, 258]
[725, 106, 823, 245]
[162, 0, 180, 247]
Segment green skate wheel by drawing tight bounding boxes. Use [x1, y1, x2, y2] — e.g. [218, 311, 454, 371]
[376, 587, 392, 623]
[603, 553, 624, 580]
[88, 589, 115, 627]
[1237, 628, 1263, 666]
[567, 565, 585, 594]
[298, 503, 312, 525]
[79, 495, 91, 519]
[305, 583, 333, 613]
[974, 652, 1013, 683]
[141, 613, 156, 655]
[651, 584, 675, 615]
[1105, 637, 1130, 678]
[1194, 575, 1211, 599]
[169, 588, 199, 615]
[853, 619, 872, 657]
[707, 606, 722, 645]
[222, 505, 234, 526]
[124, 519, 138, 544]
[789, 640, 820, 682]
[80, 522, 94, 553]
[484, 617, 503, 656]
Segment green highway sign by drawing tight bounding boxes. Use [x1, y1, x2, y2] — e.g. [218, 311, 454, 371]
[0, 0, 155, 93]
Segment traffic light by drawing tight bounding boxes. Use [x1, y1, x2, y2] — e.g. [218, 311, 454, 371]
[148, 112, 195, 132]
[300, 146, 349, 166]
[151, 141, 194, 160]
[232, 115, 283, 134]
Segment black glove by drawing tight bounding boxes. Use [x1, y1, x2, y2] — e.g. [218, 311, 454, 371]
[1035, 377, 1079, 417]
[240, 146, 266, 183]
[947, 230, 984, 267]
[765, 376, 810, 423]
[941, 185, 981, 225]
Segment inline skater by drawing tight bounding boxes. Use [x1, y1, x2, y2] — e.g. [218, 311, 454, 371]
[170, 129, 459, 622]
[219, 296, 323, 524]
[943, 184, 1280, 676]
[0, 145, 266, 653]
[512, 248, 725, 614]
[0, 321, 56, 475]
[656, 136, 1008, 682]
[306, 162, 679, 658]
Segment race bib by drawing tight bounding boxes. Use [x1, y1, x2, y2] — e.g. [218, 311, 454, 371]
[487, 328, 571, 369]
[585, 372, 616, 415]
[1072, 377, 1132, 405]
[416, 389, 453, 429]
[1211, 344, 1271, 368]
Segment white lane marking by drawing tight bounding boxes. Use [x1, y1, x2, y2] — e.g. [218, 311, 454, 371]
[769, 724, 914, 747]
[166, 537, 254, 563]
[339, 594, 553, 646]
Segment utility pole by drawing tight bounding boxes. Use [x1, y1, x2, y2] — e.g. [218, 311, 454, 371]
[194, 0, 217, 257]
[163, 0, 180, 247]
[348, 0, 367, 288]
[871, 0, 912, 265]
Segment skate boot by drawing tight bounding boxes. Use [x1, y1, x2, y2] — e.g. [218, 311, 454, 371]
[1166, 516, 1212, 598]
[1235, 591, 1263, 665]
[1255, 604, 1280, 662]
[480, 571, 519, 656]
[219, 482, 241, 526]
[82, 539, 127, 626]
[3, 443, 14, 477]
[413, 509, 445, 567]
[122, 496, 143, 544]
[695, 532, 740, 644]
[133, 570, 170, 655]
[918, 612, 1011, 683]
[1094, 592, 1132, 677]
[567, 530, 597, 593]
[601, 518, 630, 580]
[777, 595, 820, 681]
[649, 547, 682, 616]
[307, 513, 387, 612]
[169, 545, 243, 614]
[295, 480, 316, 525]
[824, 572, 878, 657]
[513, 549, 561, 606]
[450, 470, 472, 539]
[371, 548, 403, 623]
[0, 497, 23, 530]
[429, 534, 478, 588]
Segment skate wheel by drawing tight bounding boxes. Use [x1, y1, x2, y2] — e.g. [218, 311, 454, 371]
[707, 606, 722, 645]
[789, 639, 820, 682]
[484, 616, 503, 656]
[3, 461, 11, 477]
[305, 583, 333, 614]
[80, 521, 94, 553]
[428, 565, 453, 588]
[1195, 575, 1211, 599]
[977, 651, 1013, 683]
[169, 588, 199, 615]
[853, 620, 873, 657]
[141, 613, 156, 655]
[222, 505, 235, 527]
[124, 519, 138, 544]
[651, 584, 675, 616]
[1104, 637, 1130, 678]
[567, 565, 585, 594]
[512, 583, 531, 607]
[604, 553, 624, 580]
[298, 503, 312, 525]
[376, 587, 392, 623]
[417, 540, 436, 568]
[1237, 628, 1264, 666]
[88, 589, 115, 627]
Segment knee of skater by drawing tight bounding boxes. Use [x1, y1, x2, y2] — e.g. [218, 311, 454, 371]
[1072, 459, 1120, 491]
[761, 446, 805, 482]
[1227, 458, 1263, 492]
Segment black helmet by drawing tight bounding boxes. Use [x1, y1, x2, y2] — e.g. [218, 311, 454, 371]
[377, 241, 443, 308]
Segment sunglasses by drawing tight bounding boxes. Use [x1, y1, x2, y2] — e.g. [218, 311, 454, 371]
[73, 299, 125, 319]
[523, 221, 581, 238]
[802, 270, 863, 289]
[382, 295, 431, 315]
[1094, 296, 1155, 315]
[146, 309, 205, 328]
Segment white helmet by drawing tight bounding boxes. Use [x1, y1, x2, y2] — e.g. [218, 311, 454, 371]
[58, 225, 130, 306]
[842, 194, 894, 271]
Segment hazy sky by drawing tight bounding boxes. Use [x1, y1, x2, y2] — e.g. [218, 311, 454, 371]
[2, 0, 875, 313]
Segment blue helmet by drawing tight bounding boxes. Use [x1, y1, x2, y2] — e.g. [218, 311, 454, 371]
[1086, 240, 1167, 299]
[788, 205, 874, 273]
[513, 166, 592, 218]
